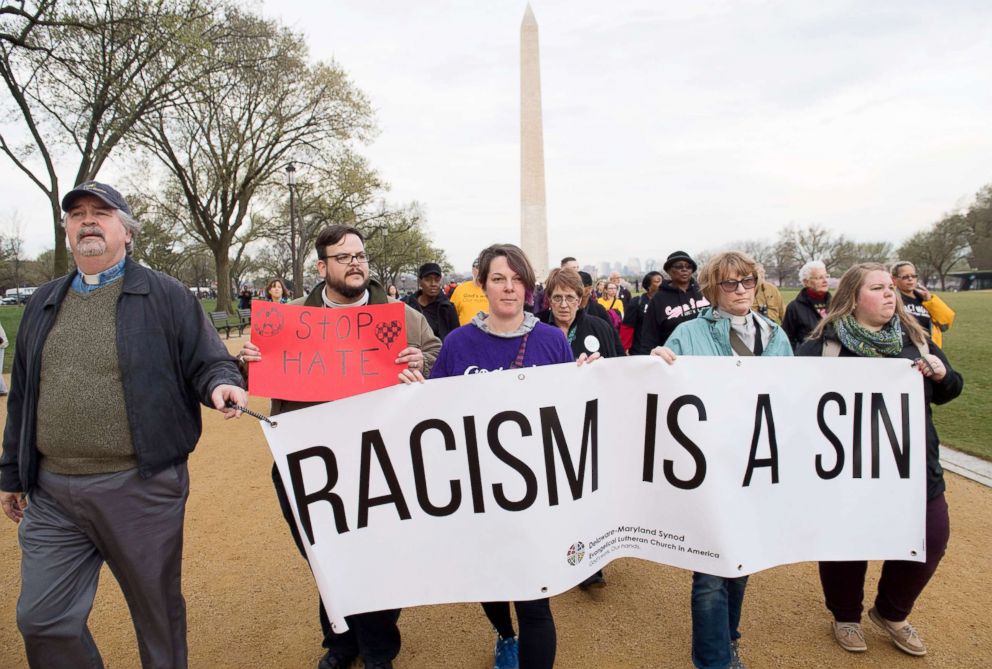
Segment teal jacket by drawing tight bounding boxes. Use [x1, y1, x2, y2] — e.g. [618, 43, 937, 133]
[666, 307, 793, 357]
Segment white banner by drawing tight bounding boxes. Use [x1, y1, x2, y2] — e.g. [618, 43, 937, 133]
[261, 356, 926, 632]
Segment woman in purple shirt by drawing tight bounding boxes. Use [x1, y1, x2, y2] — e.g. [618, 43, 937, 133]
[431, 244, 595, 669]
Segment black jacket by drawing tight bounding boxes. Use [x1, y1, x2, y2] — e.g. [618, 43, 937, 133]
[585, 298, 611, 324]
[1, 259, 243, 493]
[640, 280, 709, 350]
[404, 290, 459, 342]
[798, 328, 963, 500]
[782, 289, 831, 352]
[623, 293, 652, 355]
[618, 285, 632, 308]
[537, 308, 622, 359]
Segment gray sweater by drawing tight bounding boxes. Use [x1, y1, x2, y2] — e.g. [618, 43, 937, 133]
[36, 281, 136, 474]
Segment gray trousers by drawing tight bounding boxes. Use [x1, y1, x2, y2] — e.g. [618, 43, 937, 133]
[17, 464, 189, 669]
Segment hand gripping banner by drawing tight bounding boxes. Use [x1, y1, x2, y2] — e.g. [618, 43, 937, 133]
[260, 356, 926, 632]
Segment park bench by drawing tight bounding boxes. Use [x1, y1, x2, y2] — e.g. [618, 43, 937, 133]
[237, 308, 252, 334]
[210, 311, 241, 339]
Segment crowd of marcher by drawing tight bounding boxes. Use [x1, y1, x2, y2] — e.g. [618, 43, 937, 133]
[0, 180, 965, 669]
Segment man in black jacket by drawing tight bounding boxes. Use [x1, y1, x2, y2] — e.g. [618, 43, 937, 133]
[640, 251, 710, 351]
[404, 262, 459, 341]
[0, 181, 246, 669]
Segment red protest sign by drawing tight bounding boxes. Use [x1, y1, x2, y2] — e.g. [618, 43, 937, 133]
[247, 301, 408, 402]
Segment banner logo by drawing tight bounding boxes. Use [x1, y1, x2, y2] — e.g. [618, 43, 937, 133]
[567, 541, 585, 566]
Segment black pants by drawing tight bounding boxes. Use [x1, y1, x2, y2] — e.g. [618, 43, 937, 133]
[271, 464, 401, 663]
[482, 599, 556, 669]
[819, 493, 950, 623]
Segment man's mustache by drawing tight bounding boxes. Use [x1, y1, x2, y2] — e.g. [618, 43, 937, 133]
[77, 227, 104, 240]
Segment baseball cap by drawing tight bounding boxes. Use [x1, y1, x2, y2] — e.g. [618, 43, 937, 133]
[61, 181, 133, 217]
[418, 262, 442, 279]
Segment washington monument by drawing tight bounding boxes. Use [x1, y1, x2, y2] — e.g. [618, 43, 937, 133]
[520, 4, 549, 281]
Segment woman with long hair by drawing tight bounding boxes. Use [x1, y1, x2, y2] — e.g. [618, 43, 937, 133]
[798, 263, 963, 657]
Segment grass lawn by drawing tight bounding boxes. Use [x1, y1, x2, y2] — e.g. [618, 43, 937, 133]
[0, 298, 234, 375]
[779, 288, 988, 459]
[929, 291, 990, 460]
[2, 291, 988, 460]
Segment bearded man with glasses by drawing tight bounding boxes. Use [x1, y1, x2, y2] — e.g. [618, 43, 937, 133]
[236, 225, 441, 669]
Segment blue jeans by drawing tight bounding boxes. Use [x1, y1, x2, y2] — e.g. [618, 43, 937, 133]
[691, 572, 748, 669]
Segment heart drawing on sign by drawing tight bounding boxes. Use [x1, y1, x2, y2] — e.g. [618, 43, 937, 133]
[375, 320, 403, 350]
[253, 308, 284, 337]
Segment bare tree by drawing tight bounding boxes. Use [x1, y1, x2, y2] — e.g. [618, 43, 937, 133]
[0, 215, 26, 291]
[897, 214, 970, 289]
[363, 203, 448, 288]
[263, 152, 387, 293]
[964, 184, 992, 270]
[0, 0, 220, 276]
[771, 232, 799, 286]
[137, 9, 374, 312]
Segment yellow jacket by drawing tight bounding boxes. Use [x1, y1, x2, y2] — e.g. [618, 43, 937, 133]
[751, 281, 785, 325]
[922, 293, 955, 348]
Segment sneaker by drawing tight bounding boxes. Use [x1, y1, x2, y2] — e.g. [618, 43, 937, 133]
[729, 639, 747, 669]
[579, 571, 606, 590]
[868, 607, 926, 656]
[318, 649, 358, 669]
[832, 621, 867, 652]
[494, 635, 519, 669]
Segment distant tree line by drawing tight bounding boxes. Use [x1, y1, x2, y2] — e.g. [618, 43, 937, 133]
[1, 0, 446, 309]
[697, 183, 992, 289]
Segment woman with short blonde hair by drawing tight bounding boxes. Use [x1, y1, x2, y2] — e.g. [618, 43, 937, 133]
[651, 250, 792, 669]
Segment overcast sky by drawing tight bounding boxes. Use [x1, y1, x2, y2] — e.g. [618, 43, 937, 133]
[3, 0, 991, 273]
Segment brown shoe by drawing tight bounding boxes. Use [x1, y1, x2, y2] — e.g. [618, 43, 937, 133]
[868, 607, 926, 656]
[832, 621, 867, 652]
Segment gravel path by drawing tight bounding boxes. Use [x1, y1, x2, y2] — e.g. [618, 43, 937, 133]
[1, 355, 989, 668]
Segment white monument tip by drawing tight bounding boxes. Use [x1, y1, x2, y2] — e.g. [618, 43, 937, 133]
[522, 4, 537, 26]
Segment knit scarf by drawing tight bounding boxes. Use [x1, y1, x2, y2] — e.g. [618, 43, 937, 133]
[835, 315, 904, 358]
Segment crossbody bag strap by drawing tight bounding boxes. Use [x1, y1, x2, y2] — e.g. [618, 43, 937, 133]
[509, 333, 530, 369]
[728, 329, 753, 357]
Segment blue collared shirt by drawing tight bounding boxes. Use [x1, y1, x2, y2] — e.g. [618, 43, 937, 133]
[71, 257, 127, 294]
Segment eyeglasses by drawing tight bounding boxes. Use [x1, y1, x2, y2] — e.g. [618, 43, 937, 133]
[897, 274, 918, 280]
[321, 252, 369, 265]
[550, 294, 579, 305]
[718, 276, 757, 293]
[669, 263, 693, 271]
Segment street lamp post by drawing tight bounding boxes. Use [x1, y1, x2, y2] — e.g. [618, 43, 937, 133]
[285, 163, 300, 298]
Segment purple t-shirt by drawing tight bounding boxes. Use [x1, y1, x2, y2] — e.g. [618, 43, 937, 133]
[430, 322, 574, 378]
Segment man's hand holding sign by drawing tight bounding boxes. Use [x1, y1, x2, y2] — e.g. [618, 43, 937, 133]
[241, 301, 422, 401]
[235, 224, 441, 669]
